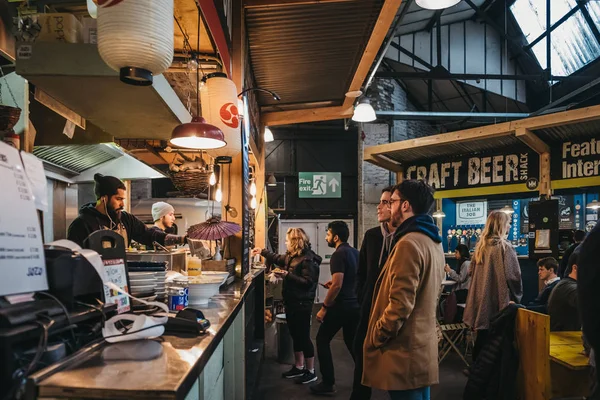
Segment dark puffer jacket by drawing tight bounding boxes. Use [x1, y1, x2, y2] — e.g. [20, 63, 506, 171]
[261, 248, 321, 304]
[463, 304, 521, 400]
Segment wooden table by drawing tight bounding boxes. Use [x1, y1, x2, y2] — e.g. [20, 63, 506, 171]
[549, 331, 589, 370]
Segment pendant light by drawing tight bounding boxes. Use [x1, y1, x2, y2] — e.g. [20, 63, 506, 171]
[215, 184, 223, 202]
[416, 0, 461, 10]
[264, 127, 274, 142]
[352, 98, 377, 122]
[500, 205, 515, 214]
[250, 179, 257, 196]
[267, 173, 277, 186]
[586, 199, 600, 210]
[209, 168, 217, 186]
[250, 196, 257, 210]
[97, 0, 173, 85]
[169, 9, 226, 150]
[433, 209, 446, 218]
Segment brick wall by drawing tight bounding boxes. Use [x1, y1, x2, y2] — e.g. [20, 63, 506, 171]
[358, 79, 435, 243]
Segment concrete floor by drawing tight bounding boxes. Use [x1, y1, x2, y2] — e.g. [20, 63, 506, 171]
[255, 308, 468, 399]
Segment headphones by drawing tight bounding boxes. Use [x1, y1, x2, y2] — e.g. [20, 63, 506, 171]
[102, 282, 169, 343]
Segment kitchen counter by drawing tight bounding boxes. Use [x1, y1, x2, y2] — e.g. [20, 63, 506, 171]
[29, 268, 265, 400]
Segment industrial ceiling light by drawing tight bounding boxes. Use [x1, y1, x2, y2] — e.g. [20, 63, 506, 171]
[352, 98, 377, 122]
[432, 209, 446, 218]
[501, 205, 515, 214]
[416, 0, 462, 10]
[586, 199, 600, 210]
[267, 174, 277, 186]
[169, 8, 226, 150]
[264, 127, 274, 142]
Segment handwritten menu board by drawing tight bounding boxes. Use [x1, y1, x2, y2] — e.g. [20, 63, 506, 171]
[102, 258, 130, 314]
[0, 141, 47, 296]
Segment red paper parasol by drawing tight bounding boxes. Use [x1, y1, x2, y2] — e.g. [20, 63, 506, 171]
[187, 217, 241, 240]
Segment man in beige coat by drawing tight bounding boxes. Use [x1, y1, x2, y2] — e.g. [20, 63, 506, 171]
[362, 180, 445, 400]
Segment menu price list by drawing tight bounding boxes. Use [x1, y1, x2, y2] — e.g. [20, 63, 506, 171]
[0, 141, 47, 296]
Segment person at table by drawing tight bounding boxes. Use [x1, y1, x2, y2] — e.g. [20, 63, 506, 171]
[351, 186, 397, 400]
[444, 243, 471, 304]
[311, 221, 360, 395]
[526, 257, 560, 314]
[464, 210, 522, 361]
[252, 228, 321, 384]
[67, 174, 186, 248]
[558, 229, 585, 278]
[362, 180, 444, 400]
[576, 222, 600, 399]
[548, 248, 580, 332]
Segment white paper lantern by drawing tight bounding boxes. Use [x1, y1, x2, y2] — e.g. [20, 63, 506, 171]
[97, 0, 174, 86]
[201, 73, 242, 158]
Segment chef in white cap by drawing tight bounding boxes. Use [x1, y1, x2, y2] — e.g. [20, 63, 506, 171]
[151, 201, 176, 233]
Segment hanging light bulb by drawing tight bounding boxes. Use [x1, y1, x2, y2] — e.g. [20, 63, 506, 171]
[250, 179, 257, 196]
[586, 199, 600, 210]
[209, 170, 216, 186]
[215, 185, 223, 202]
[250, 196, 257, 209]
[264, 127, 274, 142]
[432, 210, 446, 219]
[416, 0, 461, 10]
[352, 98, 376, 122]
[500, 205, 515, 214]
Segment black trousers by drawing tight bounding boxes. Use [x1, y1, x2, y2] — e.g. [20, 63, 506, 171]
[316, 306, 360, 385]
[286, 301, 315, 358]
[472, 329, 489, 362]
[350, 309, 371, 400]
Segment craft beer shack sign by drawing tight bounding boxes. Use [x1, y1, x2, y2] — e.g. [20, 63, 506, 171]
[405, 151, 539, 190]
[553, 138, 600, 180]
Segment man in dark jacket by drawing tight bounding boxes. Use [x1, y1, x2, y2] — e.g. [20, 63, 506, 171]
[67, 174, 186, 248]
[548, 248, 580, 332]
[559, 230, 585, 278]
[350, 186, 396, 400]
[578, 222, 600, 399]
[527, 257, 560, 314]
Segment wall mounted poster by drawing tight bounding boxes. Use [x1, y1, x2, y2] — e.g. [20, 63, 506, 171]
[456, 200, 487, 225]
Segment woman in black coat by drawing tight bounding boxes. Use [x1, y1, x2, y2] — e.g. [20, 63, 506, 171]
[252, 227, 322, 383]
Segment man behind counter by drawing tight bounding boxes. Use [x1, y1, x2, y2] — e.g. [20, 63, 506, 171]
[67, 173, 186, 248]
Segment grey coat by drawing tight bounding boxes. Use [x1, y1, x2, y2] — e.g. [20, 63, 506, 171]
[464, 238, 523, 331]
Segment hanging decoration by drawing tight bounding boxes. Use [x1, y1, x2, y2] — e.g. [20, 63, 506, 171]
[201, 72, 242, 158]
[97, 0, 174, 85]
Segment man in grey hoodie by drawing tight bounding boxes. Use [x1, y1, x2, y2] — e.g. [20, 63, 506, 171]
[350, 186, 397, 400]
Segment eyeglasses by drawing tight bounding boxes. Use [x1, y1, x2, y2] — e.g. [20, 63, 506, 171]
[388, 197, 407, 206]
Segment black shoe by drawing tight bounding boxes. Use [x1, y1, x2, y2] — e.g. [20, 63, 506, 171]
[282, 365, 305, 379]
[310, 381, 337, 396]
[294, 370, 317, 384]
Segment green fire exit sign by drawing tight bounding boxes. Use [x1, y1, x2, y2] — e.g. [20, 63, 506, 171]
[298, 172, 341, 198]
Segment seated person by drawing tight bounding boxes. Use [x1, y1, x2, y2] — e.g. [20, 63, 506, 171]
[548, 248, 581, 332]
[527, 257, 560, 314]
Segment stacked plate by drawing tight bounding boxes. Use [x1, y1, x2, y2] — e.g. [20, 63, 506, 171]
[154, 270, 167, 302]
[127, 261, 168, 305]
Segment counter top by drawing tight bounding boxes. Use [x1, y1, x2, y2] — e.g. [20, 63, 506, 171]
[29, 268, 265, 400]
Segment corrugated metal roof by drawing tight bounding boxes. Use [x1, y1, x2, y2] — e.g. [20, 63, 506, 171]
[533, 119, 600, 143]
[383, 135, 526, 165]
[33, 144, 122, 174]
[245, 0, 384, 108]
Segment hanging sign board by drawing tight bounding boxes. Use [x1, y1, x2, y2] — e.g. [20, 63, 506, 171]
[405, 150, 539, 190]
[552, 138, 600, 180]
[456, 200, 487, 225]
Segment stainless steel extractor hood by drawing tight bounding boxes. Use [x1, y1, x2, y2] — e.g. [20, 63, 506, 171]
[16, 42, 191, 140]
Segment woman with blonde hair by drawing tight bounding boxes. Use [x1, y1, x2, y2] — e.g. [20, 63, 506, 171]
[464, 210, 523, 361]
[252, 227, 322, 383]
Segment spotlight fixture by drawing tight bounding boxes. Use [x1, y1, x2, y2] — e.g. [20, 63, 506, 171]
[432, 210, 446, 218]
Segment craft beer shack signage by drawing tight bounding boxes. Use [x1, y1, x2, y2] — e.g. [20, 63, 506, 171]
[405, 151, 539, 190]
[553, 138, 600, 180]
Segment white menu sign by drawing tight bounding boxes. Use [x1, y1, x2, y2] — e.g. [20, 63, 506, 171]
[456, 200, 488, 225]
[0, 141, 47, 296]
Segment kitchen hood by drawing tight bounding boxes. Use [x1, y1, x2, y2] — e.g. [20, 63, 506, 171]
[16, 42, 191, 140]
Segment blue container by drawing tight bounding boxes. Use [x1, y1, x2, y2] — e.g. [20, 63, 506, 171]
[168, 287, 189, 311]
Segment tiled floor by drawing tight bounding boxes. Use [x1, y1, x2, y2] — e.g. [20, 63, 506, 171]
[255, 309, 468, 399]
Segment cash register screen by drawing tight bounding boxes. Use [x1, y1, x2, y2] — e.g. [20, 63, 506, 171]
[0, 141, 48, 296]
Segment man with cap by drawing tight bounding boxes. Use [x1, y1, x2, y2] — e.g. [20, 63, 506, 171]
[151, 201, 176, 234]
[67, 174, 186, 248]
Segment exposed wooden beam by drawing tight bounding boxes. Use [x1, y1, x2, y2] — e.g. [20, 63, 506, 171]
[366, 104, 600, 160]
[364, 153, 404, 172]
[145, 143, 168, 164]
[515, 128, 550, 154]
[262, 105, 353, 126]
[245, 0, 354, 7]
[342, 0, 403, 109]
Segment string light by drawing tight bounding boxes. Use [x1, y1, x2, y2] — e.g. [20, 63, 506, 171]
[209, 170, 216, 186]
[250, 196, 257, 209]
[250, 179, 257, 196]
[215, 184, 222, 202]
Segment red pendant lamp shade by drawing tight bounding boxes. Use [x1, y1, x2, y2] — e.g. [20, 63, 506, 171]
[170, 117, 227, 150]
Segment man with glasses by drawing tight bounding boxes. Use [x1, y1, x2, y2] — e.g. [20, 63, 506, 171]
[362, 180, 444, 400]
[350, 186, 397, 400]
